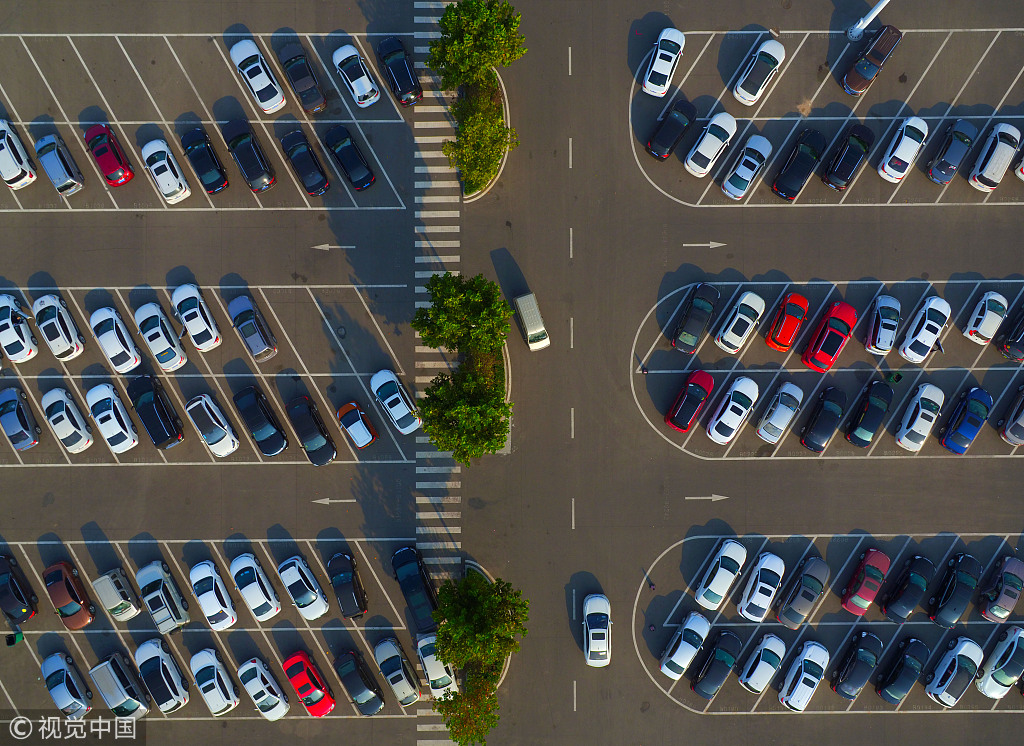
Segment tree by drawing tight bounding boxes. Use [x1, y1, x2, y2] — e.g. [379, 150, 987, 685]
[434, 572, 529, 669]
[412, 273, 512, 353]
[443, 73, 518, 194]
[433, 661, 501, 746]
[419, 365, 512, 465]
[428, 0, 527, 91]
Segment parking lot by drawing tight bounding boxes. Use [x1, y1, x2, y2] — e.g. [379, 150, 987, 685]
[633, 277, 1024, 459]
[630, 28, 1024, 207]
[634, 530, 1024, 715]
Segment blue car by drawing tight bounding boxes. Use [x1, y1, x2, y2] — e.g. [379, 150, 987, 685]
[940, 387, 993, 454]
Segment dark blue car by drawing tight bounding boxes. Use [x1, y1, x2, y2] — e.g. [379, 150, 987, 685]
[940, 387, 993, 454]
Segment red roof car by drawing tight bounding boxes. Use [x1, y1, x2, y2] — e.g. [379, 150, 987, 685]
[85, 124, 134, 186]
[284, 650, 336, 717]
[801, 301, 858, 372]
[841, 548, 891, 616]
[43, 561, 96, 630]
[766, 293, 810, 352]
[665, 370, 714, 433]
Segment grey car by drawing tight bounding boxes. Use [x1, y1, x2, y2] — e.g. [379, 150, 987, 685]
[0, 387, 41, 451]
[864, 295, 901, 355]
[671, 283, 719, 354]
[227, 296, 277, 363]
[927, 119, 979, 185]
[41, 652, 92, 720]
[775, 556, 830, 630]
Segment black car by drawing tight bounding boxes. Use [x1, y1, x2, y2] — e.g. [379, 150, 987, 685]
[832, 630, 883, 700]
[846, 381, 894, 447]
[277, 42, 327, 113]
[327, 552, 368, 619]
[800, 386, 847, 452]
[127, 375, 183, 450]
[232, 385, 287, 457]
[646, 99, 698, 159]
[928, 553, 983, 629]
[333, 650, 385, 715]
[771, 128, 827, 200]
[323, 125, 375, 191]
[180, 127, 228, 194]
[285, 395, 336, 466]
[376, 36, 422, 106]
[927, 119, 978, 185]
[775, 556, 830, 630]
[671, 282, 719, 354]
[222, 121, 275, 192]
[822, 123, 875, 190]
[392, 546, 438, 634]
[691, 630, 741, 700]
[0, 554, 37, 624]
[280, 129, 329, 196]
[997, 305, 1024, 363]
[881, 554, 935, 624]
[876, 637, 929, 705]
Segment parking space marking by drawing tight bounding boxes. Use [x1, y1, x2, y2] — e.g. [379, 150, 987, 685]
[64, 542, 137, 669]
[657, 33, 716, 121]
[982, 64, 1024, 204]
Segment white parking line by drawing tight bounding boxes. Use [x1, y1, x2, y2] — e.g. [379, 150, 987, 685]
[656, 34, 716, 120]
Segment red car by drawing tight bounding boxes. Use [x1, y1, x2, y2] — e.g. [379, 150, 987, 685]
[665, 370, 714, 433]
[84, 124, 134, 186]
[283, 650, 335, 717]
[766, 293, 809, 352]
[800, 301, 857, 372]
[43, 561, 95, 631]
[841, 548, 891, 616]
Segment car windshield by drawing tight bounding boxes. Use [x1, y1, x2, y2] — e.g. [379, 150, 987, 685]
[798, 142, 818, 159]
[822, 399, 842, 417]
[681, 628, 704, 648]
[925, 307, 947, 324]
[986, 298, 1007, 316]
[965, 398, 990, 419]
[707, 124, 729, 143]
[888, 155, 908, 170]
[784, 303, 806, 321]
[850, 592, 871, 609]
[677, 329, 699, 348]
[761, 421, 783, 438]
[849, 133, 870, 153]
[731, 392, 752, 410]
[920, 397, 940, 415]
[819, 329, 845, 357]
[908, 340, 931, 357]
[0, 400, 18, 416]
[727, 172, 750, 190]
[905, 126, 925, 143]
[857, 647, 878, 666]
[659, 39, 681, 56]
[854, 58, 879, 79]
[693, 298, 713, 314]
[587, 612, 609, 630]
[956, 570, 978, 588]
[685, 383, 708, 403]
[803, 660, 824, 679]
[878, 305, 899, 322]
[647, 70, 668, 86]
[701, 587, 723, 604]
[190, 406, 227, 444]
[287, 576, 317, 607]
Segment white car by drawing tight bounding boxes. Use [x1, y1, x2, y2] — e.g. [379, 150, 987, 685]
[134, 302, 187, 372]
[190, 648, 239, 716]
[658, 610, 710, 680]
[140, 140, 191, 204]
[41, 652, 92, 720]
[0, 294, 38, 363]
[864, 294, 901, 355]
[878, 116, 928, 183]
[732, 39, 786, 105]
[371, 369, 421, 435]
[779, 641, 829, 711]
[86, 383, 138, 454]
[0, 119, 37, 189]
[333, 44, 380, 108]
[277, 556, 329, 621]
[738, 633, 787, 694]
[895, 383, 945, 453]
[963, 291, 1007, 345]
[32, 294, 84, 361]
[374, 637, 420, 706]
[975, 625, 1024, 699]
[229, 40, 287, 114]
[715, 291, 765, 353]
[186, 394, 239, 457]
[721, 135, 772, 199]
[238, 657, 290, 721]
[171, 284, 222, 352]
[41, 388, 93, 454]
[693, 539, 748, 611]
[229, 553, 281, 622]
[925, 636, 983, 708]
[416, 634, 459, 699]
[737, 552, 786, 622]
[134, 638, 189, 714]
[189, 560, 237, 631]
[89, 307, 141, 374]
[756, 382, 803, 444]
[582, 593, 611, 667]
[706, 376, 759, 445]
[641, 27, 685, 97]
[898, 296, 951, 364]
[685, 112, 737, 177]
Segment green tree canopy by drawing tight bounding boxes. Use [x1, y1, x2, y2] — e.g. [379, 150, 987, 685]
[433, 661, 502, 746]
[419, 362, 512, 465]
[435, 572, 529, 669]
[428, 0, 527, 90]
[412, 272, 512, 353]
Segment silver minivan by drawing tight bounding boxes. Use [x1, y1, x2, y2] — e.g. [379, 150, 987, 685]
[513, 293, 550, 351]
[969, 123, 1021, 192]
[88, 652, 150, 720]
[136, 561, 190, 634]
[92, 567, 142, 622]
[34, 134, 84, 195]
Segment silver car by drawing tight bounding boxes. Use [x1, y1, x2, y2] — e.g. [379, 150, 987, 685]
[864, 294, 901, 355]
[721, 135, 772, 200]
[134, 638, 189, 713]
[41, 652, 92, 720]
[895, 383, 945, 452]
[976, 626, 1024, 699]
[898, 296, 951, 364]
[228, 295, 277, 363]
[41, 387, 93, 454]
[190, 648, 240, 716]
[925, 636, 983, 707]
[32, 294, 85, 361]
[659, 610, 710, 680]
[374, 637, 420, 706]
[276, 555, 329, 621]
[715, 291, 765, 354]
[738, 633, 787, 694]
[756, 382, 803, 444]
[134, 302, 187, 372]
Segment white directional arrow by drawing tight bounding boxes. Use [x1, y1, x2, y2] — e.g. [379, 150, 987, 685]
[684, 494, 730, 502]
[311, 243, 355, 251]
[681, 241, 726, 249]
[311, 497, 357, 505]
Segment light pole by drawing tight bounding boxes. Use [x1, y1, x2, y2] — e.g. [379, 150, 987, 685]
[847, 0, 892, 41]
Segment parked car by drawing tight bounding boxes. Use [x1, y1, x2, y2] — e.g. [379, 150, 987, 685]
[924, 636, 983, 708]
[284, 650, 335, 717]
[0, 294, 38, 363]
[737, 633, 786, 694]
[229, 39, 286, 113]
[32, 294, 84, 361]
[706, 376, 758, 445]
[845, 381, 893, 448]
[134, 638, 189, 713]
[0, 119, 37, 189]
[733, 39, 785, 105]
[646, 99, 698, 160]
[323, 125, 375, 190]
[228, 295, 277, 363]
[0, 554, 37, 624]
[977, 556, 1024, 623]
[333, 44, 380, 107]
[87, 653, 148, 720]
[996, 304, 1024, 362]
[895, 383, 945, 453]
[714, 291, 765, 353]
[392, 546, 438, 634]
[238, 657, 290, 721]
[280, 129, 330, 196]
[133, 303, 187, 372]
[766, 292, 809, 352]
[671, 282, 719, 353]
[86, 383, 138, 454]
[90, 567, 140, 622]
[180, 127, 228, 194]
[333, 650, 385, 716]
[822, 123, 875, 190]
[779, 641, 829, 712]
[641, 27, 685, 97]
[186, 394, 239, 457]
[999, 385, 1024, 444]
[0, 387, 41, 451]
[41, 652, 92, 720]
[232, 385, 287, 457]
[582, 594, 611, 667]
[771, 129, 826, 200]
[721, 134, 772, 199]
[84, 124, 133, 186]
[841, 548, 890, 616]
[223, 120, 275, 192]
[371, 369, 421, 435]
[878, 117, 928, 183]
[691, 631, 741, 700]
[277, 42, 327, 113]
[135, 560, 189, 634]
[800, 386, 847, 453]
[962, 291, 1007, 345]
[737, 552, 785, 622]
[286, 395, 336, 466]
[376, 36, 423, 106]
[418, 634, 459, 699]
[880, 554, 935, 624]
[927, 119, 979, 185]
[756, 382, 803, 445]
[171, 284, 222, 353]
[658, 610, 710, 680]
[927, 552, 983, 629]
[34, 133, 83, 196]
[940, 387, 993, 454]
[188, 560, 237, 631]
[876, 637, 929, 705]
[969, 122, 1021, 192]
[90, 307, 140, 374]
[842, 25, 903, 95]
[831, 631, 883, 700]
[276, 555, 329, 621]
[127, 376, 184, 450]
[775, 556, 830, 630]
[693, 538, 747, 610]
[327, 552, 368, 619]
[337, 401, 378, 449]
[229, 552, 281, 622]
[665, 370, 714, 434]
[140, 139, 191, 205]
[864, 294, 901, 355]
[43, 561, 95, 630]
[685, 112, 737, 177]
[975, 625, 1024, 699]
[189, 648, 239, 716]
[801, 301, 857, 372]
[41, 388, 93, 454]
[374, 638, 420, 706]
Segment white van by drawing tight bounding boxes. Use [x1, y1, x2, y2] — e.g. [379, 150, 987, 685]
[969, 123, 1020, 192]
[513, 293, 550, 351]
[88, 652, 150, 720]
[92, 567, 141, 622]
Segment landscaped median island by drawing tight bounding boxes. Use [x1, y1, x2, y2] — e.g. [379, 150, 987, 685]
[428, 0, 526, 195]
